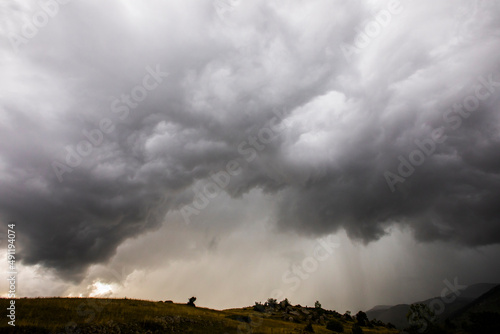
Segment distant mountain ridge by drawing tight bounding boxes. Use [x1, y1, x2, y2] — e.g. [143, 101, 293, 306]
[369, 305, 392, 312]
[448, 284, 500, 322]
[365, 283, 499, 329]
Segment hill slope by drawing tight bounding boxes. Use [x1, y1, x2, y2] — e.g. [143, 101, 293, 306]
[0, 297, 398, 334]
[447, 284, 500, 332]
[366, 283, 498, 329]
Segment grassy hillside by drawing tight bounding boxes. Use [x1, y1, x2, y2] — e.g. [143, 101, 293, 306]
[0, 297, 399, 334]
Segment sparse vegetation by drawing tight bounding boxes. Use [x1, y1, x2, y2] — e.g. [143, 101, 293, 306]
[253, 301, 265, 312]
[281, 298, 291, 308]
[305, 322, 315, 332]
[0, 297, 399, 334]
[187, 296, 197, 307]
[326, 318, 344, 332]
[351, 322, 364, 334]
[405, 303, 436, 333]
[266, 297, 278, 309]
[355, 310, 369, 327]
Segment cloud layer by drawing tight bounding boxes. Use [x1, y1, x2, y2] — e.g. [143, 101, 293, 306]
[1, 0, 500, 281]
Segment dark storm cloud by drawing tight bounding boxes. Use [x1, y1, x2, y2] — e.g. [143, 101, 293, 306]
[1, 0, 500, 281]
[274, 77, 500, 245]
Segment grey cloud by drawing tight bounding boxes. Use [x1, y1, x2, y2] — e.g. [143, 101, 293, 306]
[0, 0, 500, 282]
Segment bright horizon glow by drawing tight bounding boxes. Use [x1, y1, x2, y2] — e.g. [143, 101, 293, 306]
[88, 281, 114, 298]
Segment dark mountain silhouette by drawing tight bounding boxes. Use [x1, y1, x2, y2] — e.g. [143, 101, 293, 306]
[369, 305, 392, 312]
[365, 283, 499, 329]
[448, 284, 500, 324]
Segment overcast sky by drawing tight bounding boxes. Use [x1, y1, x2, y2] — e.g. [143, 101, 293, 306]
[1, 0, 500, 312]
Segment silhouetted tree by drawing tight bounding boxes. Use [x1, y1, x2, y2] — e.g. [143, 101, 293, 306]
[187, 296, 196, 307]
[314, 300, 322, 309]
[406, 303, 437, 333]
[355, 311, 369, 326]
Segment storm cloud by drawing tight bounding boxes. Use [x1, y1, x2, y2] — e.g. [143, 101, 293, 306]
[1, 0, 500, 283]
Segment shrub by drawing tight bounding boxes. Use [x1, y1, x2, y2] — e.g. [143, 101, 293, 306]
[253, 302, 265, 313]
[266, 298, 278, 308]
[227, 314, 251, 323]
[351, 323, 363, 334]
[386, 322, 396, 329]
[187, 296, 196, 307]
[141, 320, 167, 331]
[280, 298, 291, 309]
[330, 310, 342, 318]
[326, 319, 344, 332]
[304, 322, 315, 332]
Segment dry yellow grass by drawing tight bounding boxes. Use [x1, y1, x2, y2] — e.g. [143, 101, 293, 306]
[0, 297, 399, 334]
